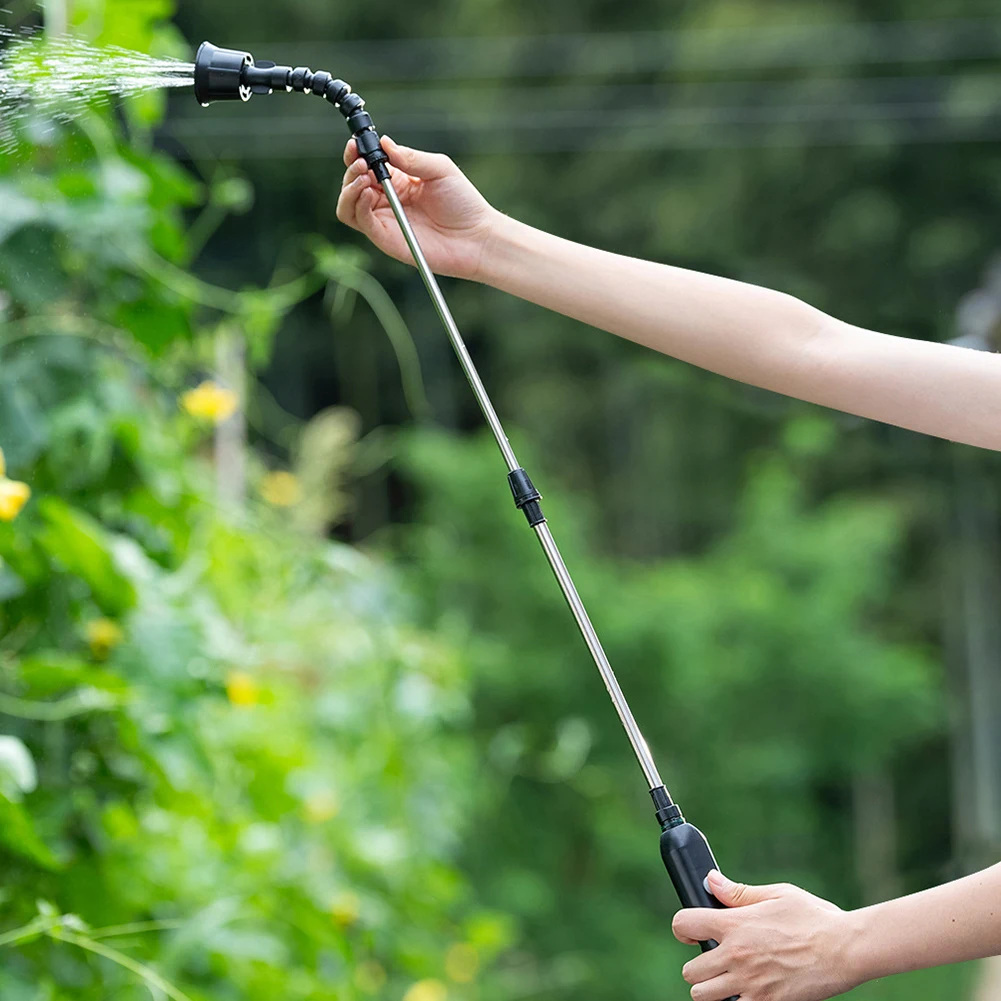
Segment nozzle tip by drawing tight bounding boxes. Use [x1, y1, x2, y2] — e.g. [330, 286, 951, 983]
[194, 41, 254, 106]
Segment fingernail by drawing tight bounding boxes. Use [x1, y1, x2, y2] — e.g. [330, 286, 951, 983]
[705, 870, 727, 891]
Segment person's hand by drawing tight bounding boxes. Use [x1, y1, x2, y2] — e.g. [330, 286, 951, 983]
[336, 137, 498, 281]
[672, 871, 861, 1001]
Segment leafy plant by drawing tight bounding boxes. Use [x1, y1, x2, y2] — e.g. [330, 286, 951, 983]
[0, 3, 503, 1000]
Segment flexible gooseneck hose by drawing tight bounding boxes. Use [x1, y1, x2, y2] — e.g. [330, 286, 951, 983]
[194, 42, 393, 183]
[194, 43, 737, 995]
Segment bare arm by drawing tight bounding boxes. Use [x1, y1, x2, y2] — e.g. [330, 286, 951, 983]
[851, 863, 1001, 982]
[482, 216, 1001, 451]
[671, 866, 1001, 1001]
[337, 139, 1001, 452]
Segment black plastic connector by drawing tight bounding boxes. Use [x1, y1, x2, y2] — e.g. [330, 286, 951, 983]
[244, 61, 292, 95]
[508, 468, 546, 527]
[310, 70, 333, 97]
[324, 79, 351, 105]
[650, 785, 683, 829]
[339, 92, 365, 117]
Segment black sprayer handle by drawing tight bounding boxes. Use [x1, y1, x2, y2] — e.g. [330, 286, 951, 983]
[660, 822, 740, 1001]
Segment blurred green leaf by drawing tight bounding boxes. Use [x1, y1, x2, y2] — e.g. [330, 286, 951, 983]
[37, 498, 136, 615]
[0, 737, 37, 800]
[0, 796, 59, 870]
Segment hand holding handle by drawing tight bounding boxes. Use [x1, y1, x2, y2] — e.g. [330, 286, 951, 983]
[661, 822, 739, 1000]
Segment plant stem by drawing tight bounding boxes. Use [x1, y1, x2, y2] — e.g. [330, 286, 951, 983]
[49, 929, 196, 1001]
[0, 916, 52, 948]
[0, 690, 119, 722]
[88, 919, 186, 940]
[325, 264, 430, 420]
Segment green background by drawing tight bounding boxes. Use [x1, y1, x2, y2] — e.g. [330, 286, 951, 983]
[0, 0, 998, 998]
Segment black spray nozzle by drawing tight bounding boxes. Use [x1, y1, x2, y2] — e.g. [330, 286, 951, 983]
[193, 41, 299, 105]
[193, 41, 254, 106]
[194, 41, 391, 179]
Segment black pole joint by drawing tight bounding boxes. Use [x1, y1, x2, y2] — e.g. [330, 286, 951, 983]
[508, 468, 546, 527]
[650, 785, 683, 829]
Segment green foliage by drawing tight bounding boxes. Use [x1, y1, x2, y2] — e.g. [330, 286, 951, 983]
[0, 0, 991, 999]
[162, 11, 991, 997]
[0, 3, 500, 999]
[399, 428, 963, 999]
[2, 463, 495, 999]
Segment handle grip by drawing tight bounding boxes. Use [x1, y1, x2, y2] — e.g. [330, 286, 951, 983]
[661, 822, 739, 1001]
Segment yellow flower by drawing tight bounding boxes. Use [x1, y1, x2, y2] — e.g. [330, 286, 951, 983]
[85, 618, 124, 659]
[402, 979, 447, 1001]
[353, 961, 387, 994]
[260, 470, 302, 508]
[181, 381, 239, 423]
[304, 790, 340, 824]
[225, 670, 260, 707]
[0, 477, 30, 522]
[330, 890, 361, 927]
[445, 943, 480, 984]
[0, 447, 30, 522]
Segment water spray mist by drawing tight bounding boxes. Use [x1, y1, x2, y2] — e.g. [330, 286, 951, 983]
[194, 41, 737, 994]
[0, 30, 193, 153]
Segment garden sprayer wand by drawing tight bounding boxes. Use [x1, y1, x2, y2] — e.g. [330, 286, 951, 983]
[194, 42, 736, 991]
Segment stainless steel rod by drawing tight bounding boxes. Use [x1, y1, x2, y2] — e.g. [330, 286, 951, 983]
[381, 175, 666, 793]
[533, 522, 664, 790]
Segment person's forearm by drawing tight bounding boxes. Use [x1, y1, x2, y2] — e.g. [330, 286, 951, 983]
[479, 213, 1001, 451]
[846, 863, 1001, 983]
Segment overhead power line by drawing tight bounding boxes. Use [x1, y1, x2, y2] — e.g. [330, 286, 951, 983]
[169, 71, 1000, 120]
[162, 19, 1001, 160]
[234, 17, 1001, 82]
[164, 99, 1001, 158]
[164, 71, 1001, 150]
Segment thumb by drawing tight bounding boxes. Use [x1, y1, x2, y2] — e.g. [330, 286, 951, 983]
[382, 136, 456, 180]
[706, 870, 780, 908]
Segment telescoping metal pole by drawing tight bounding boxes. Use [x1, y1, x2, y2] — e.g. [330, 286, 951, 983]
[380, 180, 665, 793]
[380, 170, 735, 984]
[193, 44, 739, 995]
